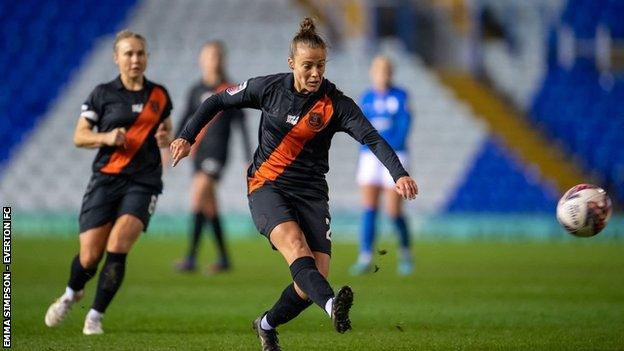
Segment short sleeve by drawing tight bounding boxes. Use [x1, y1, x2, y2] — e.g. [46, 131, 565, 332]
[80, 86, 103, 124]
[161, 87, 173, 121]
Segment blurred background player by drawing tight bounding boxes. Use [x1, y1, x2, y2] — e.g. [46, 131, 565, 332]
[44, 30, 173, 335]
[350, 56, 414, 276]
[171, 17, 419, 351]
[174, 41, 250, 274]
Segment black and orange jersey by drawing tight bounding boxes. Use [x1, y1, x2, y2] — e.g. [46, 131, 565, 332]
[176, 80, 250, 163]
[179, 73, 409, 198]
[80, 76, 173, 192]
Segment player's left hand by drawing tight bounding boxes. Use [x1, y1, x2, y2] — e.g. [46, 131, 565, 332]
[155, 123, 172, 148]
[395, 176, 418, 200]
[170, 138, 191, 167]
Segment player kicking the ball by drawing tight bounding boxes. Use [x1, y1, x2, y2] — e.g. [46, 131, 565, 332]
[171, 18, 418, 351]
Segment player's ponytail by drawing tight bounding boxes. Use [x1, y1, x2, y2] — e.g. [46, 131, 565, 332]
[290, 17, 326, 58]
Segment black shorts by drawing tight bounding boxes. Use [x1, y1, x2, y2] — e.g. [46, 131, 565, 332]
[248, 184, 332, 255]
[193, 155, 225, 180]
[79, 173, 159, 233]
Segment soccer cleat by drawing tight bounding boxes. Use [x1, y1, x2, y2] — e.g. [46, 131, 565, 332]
[348, 262, 373, 276]
[44, 290, 84, 327]
[252, 314, 281, 351]
[332, 286, 354, 333]
[397, 259, 414, 276]
[83, 316, 104, 335]
[174, 258, 197, 273]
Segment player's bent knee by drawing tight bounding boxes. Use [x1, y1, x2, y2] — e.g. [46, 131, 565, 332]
[79, 249, 104, 269]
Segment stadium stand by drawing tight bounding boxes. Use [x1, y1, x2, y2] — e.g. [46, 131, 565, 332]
[1, 0, 618, 238]
[531, 0, 624, 203]
[0, 0, 137, 166]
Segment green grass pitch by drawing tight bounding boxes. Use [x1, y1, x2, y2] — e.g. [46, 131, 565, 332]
[12, 237, 624, 350]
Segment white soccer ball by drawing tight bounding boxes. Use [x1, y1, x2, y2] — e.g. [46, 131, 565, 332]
[556, 184, 612, 237]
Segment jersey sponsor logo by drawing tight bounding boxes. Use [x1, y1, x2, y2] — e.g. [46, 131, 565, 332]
[101, 87, 167, 174]
[247, 95, 334, 194]
[286, 114, 299, 125]
[226, 80, 247, 96]
[132, 103, 144, 113]
[306, 112, 325, 131]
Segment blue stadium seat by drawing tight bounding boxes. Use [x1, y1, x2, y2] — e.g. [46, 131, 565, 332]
[529, 0, 624, 203]
[0, 0, 137, 166]
[446, 139, 558, 213]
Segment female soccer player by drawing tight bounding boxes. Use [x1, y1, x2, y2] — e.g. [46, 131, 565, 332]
[350, 56, 414, 276]
[171, 18, 418, 350]
[44, 30, 173, 335]
[174, 41, 250, 274]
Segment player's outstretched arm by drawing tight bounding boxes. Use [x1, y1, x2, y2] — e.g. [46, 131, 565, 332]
[395, 176, 418, 200]
[170, 138, 191, 167]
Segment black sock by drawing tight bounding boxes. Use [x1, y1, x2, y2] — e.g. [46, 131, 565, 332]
[187, 212, 205, 260]
[209, 214, 228, 265]
[266, 283, 313, 328]
[92, 252, 127, 313]
[289, 256, 334, 310]
[67, 254, 97, 292]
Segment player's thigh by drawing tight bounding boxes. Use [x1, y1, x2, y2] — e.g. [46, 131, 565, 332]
[79, 223, 113, 268]
[269, 221, 314, 265]
[108, 190, 158, 252]
[294, 196, 332, 257]
[78, 174, 124, 236]
[248, 185, 298, 240]
[107, 214, 144, 253]
[191, 172, 210, 210]
[384, 187, 403, 218]
[361, 185, 382, 209]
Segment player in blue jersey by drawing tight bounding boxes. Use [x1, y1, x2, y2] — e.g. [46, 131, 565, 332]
[350, 56, 414, 276]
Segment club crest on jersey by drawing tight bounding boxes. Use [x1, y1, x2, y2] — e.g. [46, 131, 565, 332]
[286, 114, 299, 125]
[150, 100, 160, 113]
[226, 80, 247, 96]
[131, 103, 144, 113]
[306, 112, 324, 131]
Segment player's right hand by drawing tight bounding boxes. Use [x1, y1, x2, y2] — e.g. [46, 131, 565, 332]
[170, 138, 191, 167]
[104, 128, 127, 147]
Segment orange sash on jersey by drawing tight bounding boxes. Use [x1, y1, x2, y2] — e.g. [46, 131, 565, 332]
[247, 95, 334, 194]
[100, 86, 167, 174]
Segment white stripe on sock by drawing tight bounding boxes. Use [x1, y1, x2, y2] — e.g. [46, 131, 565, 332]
[260, 315, 274, 330]
[324, 298, 333, 317]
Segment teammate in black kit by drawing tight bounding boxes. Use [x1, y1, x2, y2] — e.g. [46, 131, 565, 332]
[171, 18, 418, 350]
[44, 30, 173, 335]
[174, 41, 250, 273]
